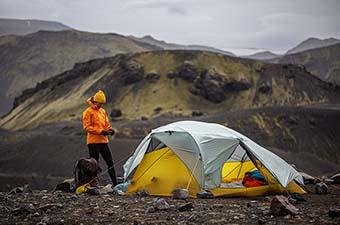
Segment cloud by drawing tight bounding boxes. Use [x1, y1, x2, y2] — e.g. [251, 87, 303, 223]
[124, 0, 189, 15]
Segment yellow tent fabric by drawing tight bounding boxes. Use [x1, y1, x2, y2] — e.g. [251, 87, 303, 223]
[127, 147, 201, 197]
[127, 147, 305, 197]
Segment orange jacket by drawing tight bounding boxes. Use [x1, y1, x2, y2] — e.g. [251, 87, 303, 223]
[83, 98, 112, 144]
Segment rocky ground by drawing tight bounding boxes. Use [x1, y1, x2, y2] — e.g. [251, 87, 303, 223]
[1, 184, 340, 225]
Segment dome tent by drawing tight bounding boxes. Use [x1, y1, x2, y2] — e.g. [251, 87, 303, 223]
[123, 121, 305, 197]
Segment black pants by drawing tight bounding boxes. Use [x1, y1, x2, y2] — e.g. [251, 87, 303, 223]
[88, 143, 117, 186]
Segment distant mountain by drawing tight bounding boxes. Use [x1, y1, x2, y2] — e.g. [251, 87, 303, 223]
[242, 51, 281, 61]
[1, 50, 339, 131]
[275, 43, 340, 84]
[0, 18, 71, 36]
[286, 37, 340, 55]
[0, 30, 161, 115]
[130, 35, 235, 56]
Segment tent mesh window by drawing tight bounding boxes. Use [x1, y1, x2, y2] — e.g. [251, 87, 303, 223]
[145, 137, 166, 154]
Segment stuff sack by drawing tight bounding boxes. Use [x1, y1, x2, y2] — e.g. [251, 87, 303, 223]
[242, 170, 267, 187]
[73, 157, 99, 190]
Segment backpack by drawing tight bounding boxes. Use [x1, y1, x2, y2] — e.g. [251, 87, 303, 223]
[73, 157, 99, 190]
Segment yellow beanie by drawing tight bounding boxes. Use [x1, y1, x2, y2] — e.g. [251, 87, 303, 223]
[93, 90, 106, 104]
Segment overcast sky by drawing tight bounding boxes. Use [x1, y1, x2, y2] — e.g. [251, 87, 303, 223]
[1, 0, 339, 54]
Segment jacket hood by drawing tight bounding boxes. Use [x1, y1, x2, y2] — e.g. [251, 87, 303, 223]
[87, 97, 97, 109]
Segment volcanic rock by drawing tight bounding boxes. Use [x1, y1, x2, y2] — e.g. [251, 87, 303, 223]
[120, 60, 144, 85]
[110, 108, 122, 118]
[330, 173, 340, 184]
[270, 195, 300, 216]
[329, 208, 340, 217]
[177, 61, 198, 81]
[145, 72, 160, 82]
[315, 182, 328, 194]
[172, 189, 189, 200]
[152, 198, 170, 210]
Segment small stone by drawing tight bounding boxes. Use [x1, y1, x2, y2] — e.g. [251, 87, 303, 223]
[107, 210, 114, 215]
[315, 182, 328, 194]
[329, 208, 340, 217]
[146, 206, 156, 213]
[42, 196, 49, 199]
[152, 198, 170, 210]
[213, 204, 224, 209]
[70, 195, 79, 200]
[38, 204, 57, 211]
[136, 190, 148, 197]
[172, 189, 189, 200]
[23, 184, 32, 193]
[9, 187, 23, 194]
[258, 218, 266, 224]
[32, 212, 40, 217]
[284, 214, 291, 219]
[177, 202, 193, 212]
[196, 190, 214, 199]
[250, 214, 258, 219]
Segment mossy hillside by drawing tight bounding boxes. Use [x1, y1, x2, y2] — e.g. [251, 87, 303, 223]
[1, 50, 340, 130]
[0, 66, 111, 130]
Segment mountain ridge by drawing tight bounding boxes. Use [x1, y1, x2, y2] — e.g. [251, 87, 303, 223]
[129, 34, 235, 56]
[0, 29, 161, 115]
[286, 37, 340, 55]
[275, 43, 340, 85]
[0, 18, 71, 36]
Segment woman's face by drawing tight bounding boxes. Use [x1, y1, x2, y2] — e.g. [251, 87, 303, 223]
[93, 101, 104, 109]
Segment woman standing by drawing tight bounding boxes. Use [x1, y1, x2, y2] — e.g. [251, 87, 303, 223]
[82, 90, 117, 186]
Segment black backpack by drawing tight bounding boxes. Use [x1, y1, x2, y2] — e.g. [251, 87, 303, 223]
[73, 157, 99, 189]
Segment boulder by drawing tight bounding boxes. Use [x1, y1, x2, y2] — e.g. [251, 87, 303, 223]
[153, 107, 163, 113]
[120, 60, 144, 85]
[258, 85, 272, 94]
[193, 71, 226, 103]
[299, 172, 316, 184]
[177, 61, 198, 81]
[54, 179, 74, 192]
[330, 173, 340, 184]
[223, 75, 252, 92]
[145, 72, 160, 82]
[315, 182, 328, 194]
[270, 195, 300, 216]
[167, 72, 177, 79]
[9, 187, 24, 194]
[192, 110, 203, 117]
